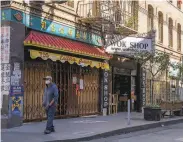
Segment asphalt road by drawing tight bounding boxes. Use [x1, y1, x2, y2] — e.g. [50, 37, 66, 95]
[83, 123, 183, 142]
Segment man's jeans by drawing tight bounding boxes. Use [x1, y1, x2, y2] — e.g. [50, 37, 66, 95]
[46, 106, 56, 130]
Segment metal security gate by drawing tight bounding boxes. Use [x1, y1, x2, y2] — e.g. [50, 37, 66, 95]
[24, 61, 100, 122]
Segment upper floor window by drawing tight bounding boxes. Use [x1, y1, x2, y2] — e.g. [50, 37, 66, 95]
[114, 0, 121, 24]
[168, 18, 173, 47]
[92, 1, 100, 17]
[177, 23, 181, 51]
[64, 1, 74, 8]
[131, 1, 138, 30]
[147, 5, 154, 31]
[158, 11, 163, 43]
[177, 0, 182, 9]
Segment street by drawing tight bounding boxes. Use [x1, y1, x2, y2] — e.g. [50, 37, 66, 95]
[84, 123, 183, 142]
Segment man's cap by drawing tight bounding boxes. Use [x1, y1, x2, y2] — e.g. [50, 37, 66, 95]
[43, 76, 52, 80]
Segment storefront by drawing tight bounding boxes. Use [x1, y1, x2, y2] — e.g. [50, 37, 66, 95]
[109, 55, 137, 112]
[106, 36, 153, 112]
[23, 31, 110, 121]
[1, 7, 110, 125]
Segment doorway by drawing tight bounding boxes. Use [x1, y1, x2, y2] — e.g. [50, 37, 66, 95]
[113, 75, 131, 112]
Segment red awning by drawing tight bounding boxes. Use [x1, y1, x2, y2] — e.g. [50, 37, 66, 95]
[24, 31, 110, 60]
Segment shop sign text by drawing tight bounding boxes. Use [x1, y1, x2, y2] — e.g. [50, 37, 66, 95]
[103, 71, 109, 108]
[141, 70, 146, 106]
[105, 37, 152, 56]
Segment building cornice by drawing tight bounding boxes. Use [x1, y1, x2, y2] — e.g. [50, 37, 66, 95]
[156, 42, 183, 57]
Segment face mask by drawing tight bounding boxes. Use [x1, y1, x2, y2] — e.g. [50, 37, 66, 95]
[45, 80, 50, 84]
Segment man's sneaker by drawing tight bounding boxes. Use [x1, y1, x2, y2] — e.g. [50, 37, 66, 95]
[44, 129, 51, 134]
[51, 128, 55, 132]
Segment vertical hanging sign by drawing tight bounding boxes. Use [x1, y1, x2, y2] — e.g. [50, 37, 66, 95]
[141, 69, 146, 107]
[103, 70, 109, 108]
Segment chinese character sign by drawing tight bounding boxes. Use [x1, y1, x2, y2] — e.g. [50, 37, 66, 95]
[1, 26, 11, 108]
[1, 26, 10, 63]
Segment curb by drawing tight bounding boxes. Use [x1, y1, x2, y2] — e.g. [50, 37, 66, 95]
[48, 118, 183, 142]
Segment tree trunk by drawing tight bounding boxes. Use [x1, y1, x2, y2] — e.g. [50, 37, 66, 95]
[150, 77, 154, 104]
[152, 79, 154, 104]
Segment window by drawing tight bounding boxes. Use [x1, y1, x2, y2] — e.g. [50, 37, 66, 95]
[131, 1, 138, 30]
[147, 5, 154, 31]
[114, 0, 121, 24]
[177, 0, 182, 9]
[158, 11, 163, 43]
[64, 1, 74, 8]
[177, 23, 181, 51]
[92, 1, 100, 17]
[168, 18, 173, 47]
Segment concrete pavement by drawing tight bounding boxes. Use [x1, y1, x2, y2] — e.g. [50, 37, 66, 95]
[1, 112, 183, 142]
[83, 123, 183, 142]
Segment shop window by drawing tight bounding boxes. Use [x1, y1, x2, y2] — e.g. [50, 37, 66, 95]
[158, 11, 163, 43]
[177, 23, 181, 51]
[147, 5, 154, 32]
[168, 18, 173, 48]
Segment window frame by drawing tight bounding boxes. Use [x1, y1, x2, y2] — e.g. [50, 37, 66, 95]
[168, 18, 173, 48]
[158, 11, 163, 43]
[147, 5, 154, 32]
[177, 23, 181, 51]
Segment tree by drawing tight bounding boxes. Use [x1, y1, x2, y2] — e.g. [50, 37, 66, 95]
[133, 51, 171, 104]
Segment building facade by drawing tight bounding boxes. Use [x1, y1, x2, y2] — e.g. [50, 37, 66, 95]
[1, 0, 111, 127]
[138, 0, 183, 105]
[1, 0, 182, 128]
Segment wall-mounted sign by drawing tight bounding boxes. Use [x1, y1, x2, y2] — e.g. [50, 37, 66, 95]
[1, 26, 10, 64]
[169, 58, 180, 77]
[30, 50, 110, 70]
[113, 67, 131, 76]
[10, 86, 24, 96]
[1, 8, 102, 47]
[141, 69, 146, 107]
[103, 70, 109, 108]
[105, 37, 152, 56]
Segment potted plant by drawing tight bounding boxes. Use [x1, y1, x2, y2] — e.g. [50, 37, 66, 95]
[144, 104, 161, 121]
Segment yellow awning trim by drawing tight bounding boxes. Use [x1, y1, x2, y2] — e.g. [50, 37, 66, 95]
[30, 50, 110, 70]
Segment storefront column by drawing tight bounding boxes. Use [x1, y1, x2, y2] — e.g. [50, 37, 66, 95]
[1, 21, 25, 128]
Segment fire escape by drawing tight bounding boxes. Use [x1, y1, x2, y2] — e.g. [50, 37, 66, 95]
[77, 0, 139, 46]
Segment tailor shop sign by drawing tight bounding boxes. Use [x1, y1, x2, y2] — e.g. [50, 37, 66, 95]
[105, 37, 152, 56]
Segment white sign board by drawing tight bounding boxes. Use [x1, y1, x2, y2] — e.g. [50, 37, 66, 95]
[1, 26, 11, 108]
[1, 26, 10, 63]
[105, 37, 152, 56]
[169, 59, 180, 77]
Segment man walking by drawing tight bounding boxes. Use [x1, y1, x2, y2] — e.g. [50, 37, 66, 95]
[42, 76, 58, 134]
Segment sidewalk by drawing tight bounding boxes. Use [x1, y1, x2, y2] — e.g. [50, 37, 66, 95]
[2, 112, 183, 142]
